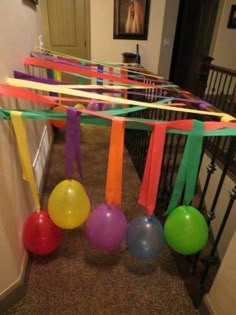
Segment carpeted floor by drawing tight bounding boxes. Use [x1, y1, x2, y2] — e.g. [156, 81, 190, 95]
[5, 125, 199, 315]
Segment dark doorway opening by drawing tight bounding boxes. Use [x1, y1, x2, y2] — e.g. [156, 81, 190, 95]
[169, 0, 220, 93]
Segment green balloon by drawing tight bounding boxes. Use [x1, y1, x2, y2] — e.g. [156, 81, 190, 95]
[164, 205, 208, 255]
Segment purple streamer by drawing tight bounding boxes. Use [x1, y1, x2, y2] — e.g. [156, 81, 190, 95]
[198, 102, 211, 109]
[65, 108, 83, 180]
[13, 70, 67, 85]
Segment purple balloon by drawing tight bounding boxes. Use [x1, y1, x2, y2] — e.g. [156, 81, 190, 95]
[87, 103, 100, 111]
[85, 203, 127, 251]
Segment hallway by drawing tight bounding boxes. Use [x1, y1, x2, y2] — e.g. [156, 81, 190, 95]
[5, 125, 198, 315]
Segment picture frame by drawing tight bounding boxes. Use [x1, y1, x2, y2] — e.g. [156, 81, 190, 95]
[227, 5, 236, 29]
[113, 0, 151, 40]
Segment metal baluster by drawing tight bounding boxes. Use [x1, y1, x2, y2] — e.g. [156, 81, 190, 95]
[207, 138, 236, 226]
[191, 137, 219, 274]
[200, 185, 236, 287]
[222, 75, 233, 113]
[205, 70, 214, 101]
[213, 71, 223, 107]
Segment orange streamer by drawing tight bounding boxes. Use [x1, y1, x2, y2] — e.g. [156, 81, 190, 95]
[105, 118, 125, 205]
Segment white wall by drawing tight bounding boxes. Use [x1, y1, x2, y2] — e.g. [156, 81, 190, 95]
[210, 0, 236, 69]
[204, 231, 236, 315]
[0, 0, 52, 301]
[0, 0, 42, 81]
[90, 0, 166, 73]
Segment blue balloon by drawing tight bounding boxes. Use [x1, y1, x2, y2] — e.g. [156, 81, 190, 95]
[126, 215, 164, 259]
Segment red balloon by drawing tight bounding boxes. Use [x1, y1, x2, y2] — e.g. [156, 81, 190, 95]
[50, 105, 66, 128]
[23, 210, 63, 255]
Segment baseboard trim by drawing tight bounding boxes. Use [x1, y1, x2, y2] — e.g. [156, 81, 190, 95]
[0, 254, 31, 314]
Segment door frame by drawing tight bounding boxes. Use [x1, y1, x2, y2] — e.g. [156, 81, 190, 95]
[40, 0, 91, 60]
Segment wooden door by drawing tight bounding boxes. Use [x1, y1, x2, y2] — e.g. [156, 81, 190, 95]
[169, 0, 219, 93]
[40, 0, 90, 59]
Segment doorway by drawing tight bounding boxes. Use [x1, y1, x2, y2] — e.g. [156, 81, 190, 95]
[169, 0, 219, 93]
[40, 0, 90, 60]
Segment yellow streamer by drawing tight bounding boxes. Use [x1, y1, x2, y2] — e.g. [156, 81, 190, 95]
[58, 84, 150, 89]
[54, 70, 62, 81]
[11, 111, 40, 212]
[39, 47, 164, 80]
[7, 78, 235, 121]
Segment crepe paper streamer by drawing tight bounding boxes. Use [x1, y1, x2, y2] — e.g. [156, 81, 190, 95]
[14, 70, 67, 85]
[78, 60, 87, 85]
[184, 121, 204, 205]
[33, 51, 90, 69]
[8, 77, 235, 120]
[65, 107, 83, 180]
[0, 84, 57, 106]
[138, 122, 167, 216]
[0, 105, 145, 121]
[0, 82, 130, 108]
[0, 82, 127, 109]
[96, 64, 104, 110]
[199, 102, 211, 109]
[10, 78, 223, 116]
[1, 105, 236, 136]
[38, 48, 165, 80]
[155, 97, 174, 104]
[24, 57, 153, 88]
[120, 69, 128, 101]
[46, 68, 55, 80]
[105, 118, 125, 205]
[46, 69, 59, 97]
[109, 67, 114, 85]
[221, 114, 236, 122]
[1, 107, 236, 138]
[97, 64, 104, 85]
[57, 84, 155, 90]
[26, 55, 180, 91]
[165, 120, 204, 215]
[10, 111, 40, 212]
[53, 70, 62, 82]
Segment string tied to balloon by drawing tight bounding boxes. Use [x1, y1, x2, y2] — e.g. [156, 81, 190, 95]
[165, 120, 204, 215]
[10, 111, 40, 213]
[65, 106, 83, 181]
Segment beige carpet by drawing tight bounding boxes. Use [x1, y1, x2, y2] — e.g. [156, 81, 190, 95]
[5, 125, 198, 315]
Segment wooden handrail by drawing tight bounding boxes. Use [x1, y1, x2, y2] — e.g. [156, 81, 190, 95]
[208, 64, 236, 76]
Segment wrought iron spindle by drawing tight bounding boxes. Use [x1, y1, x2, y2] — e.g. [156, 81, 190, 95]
[207, 137, 236, 225]
[200, 185, 236, 287]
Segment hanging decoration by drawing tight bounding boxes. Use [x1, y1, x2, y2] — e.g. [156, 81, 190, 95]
[48, 107, 90, 229]
[164, 121, 208, 255]
[11, 111, 62, 255]
[85, 118, 127, 251]
[126, 122, 166, 259]
[1, 49, 235, 259]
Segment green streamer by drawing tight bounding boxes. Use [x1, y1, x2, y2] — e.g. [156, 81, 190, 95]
[0, 108, 236, 137]
[165, 121, 204, 215]
[155, 97, 174, 104]
[184, 121, 204, 204]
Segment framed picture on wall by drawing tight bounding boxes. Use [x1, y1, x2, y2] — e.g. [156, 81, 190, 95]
[113, 0, 151, 40]
[227, 5, 236, 29]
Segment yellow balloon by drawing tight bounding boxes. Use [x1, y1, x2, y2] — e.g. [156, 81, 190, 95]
[74, 103, 85, 109]
[48, 179, 91, 229]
